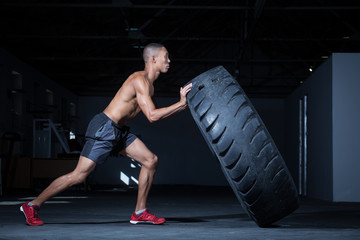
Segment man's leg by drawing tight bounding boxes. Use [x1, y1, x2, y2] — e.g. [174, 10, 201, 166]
[121, 138, 165, 224]
[121, 138, 158, 212]
[21, 156, 96, 225]
[32, 156, 96, 206]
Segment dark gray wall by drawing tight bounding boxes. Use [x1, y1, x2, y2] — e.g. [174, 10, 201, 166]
[286, 53, 360, 202]
[332, 53, 360, 202]
[285, 58, 333, 201]
[0, 48, 78, 157]
[78, 96, 285, 186]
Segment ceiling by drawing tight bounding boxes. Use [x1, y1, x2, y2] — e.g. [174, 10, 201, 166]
[1, 0, 360, 98]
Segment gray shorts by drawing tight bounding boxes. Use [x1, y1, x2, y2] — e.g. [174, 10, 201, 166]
[80, 113, 137, 164]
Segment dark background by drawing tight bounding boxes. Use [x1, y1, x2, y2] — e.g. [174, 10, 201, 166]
[0, 0, 360, 202]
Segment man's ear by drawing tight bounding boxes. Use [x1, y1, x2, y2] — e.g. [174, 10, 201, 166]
[151, 55, 157, 63]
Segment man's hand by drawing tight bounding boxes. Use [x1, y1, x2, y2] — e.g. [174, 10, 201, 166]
[180, 83, 192, 105]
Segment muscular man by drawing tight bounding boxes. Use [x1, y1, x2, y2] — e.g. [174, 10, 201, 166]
[20, 43, 192, 226]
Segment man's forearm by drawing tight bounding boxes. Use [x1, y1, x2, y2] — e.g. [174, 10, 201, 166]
[148, 101, 187, 123]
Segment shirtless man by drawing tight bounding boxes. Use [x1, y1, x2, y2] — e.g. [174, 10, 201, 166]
[20, 43, 192, 226]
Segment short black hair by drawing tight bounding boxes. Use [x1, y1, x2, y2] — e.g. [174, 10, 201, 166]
[143, 43, 165, 63]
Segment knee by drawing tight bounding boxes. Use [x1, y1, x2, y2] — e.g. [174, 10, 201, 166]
[76, 174, 87, 184]
[144, 154, 158, 170]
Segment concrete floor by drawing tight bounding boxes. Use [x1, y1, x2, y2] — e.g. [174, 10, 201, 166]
[0, 185, 359, 240]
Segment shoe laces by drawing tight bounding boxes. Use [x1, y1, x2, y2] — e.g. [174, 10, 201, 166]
[141, 211, 159, 221]
[31, 206, 40, 219]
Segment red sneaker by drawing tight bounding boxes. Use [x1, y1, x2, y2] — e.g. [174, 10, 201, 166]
[20, 201, 44, 226]
[130, 209, 166, 225]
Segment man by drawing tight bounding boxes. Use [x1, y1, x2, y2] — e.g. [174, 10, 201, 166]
[20, 43, 192, 226]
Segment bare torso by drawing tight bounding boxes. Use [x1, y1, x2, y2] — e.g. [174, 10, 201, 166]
[103, 71, 153, 126]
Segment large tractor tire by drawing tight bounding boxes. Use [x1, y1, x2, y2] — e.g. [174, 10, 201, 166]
[186, 66, 299, 227]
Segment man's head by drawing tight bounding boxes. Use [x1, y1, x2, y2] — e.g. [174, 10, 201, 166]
[143, 43, 170, 73]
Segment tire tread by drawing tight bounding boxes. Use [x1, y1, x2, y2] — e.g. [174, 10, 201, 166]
[186, 66, 299, 227]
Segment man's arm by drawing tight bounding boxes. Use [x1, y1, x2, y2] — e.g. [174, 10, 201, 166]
[135, 79, 192, 123]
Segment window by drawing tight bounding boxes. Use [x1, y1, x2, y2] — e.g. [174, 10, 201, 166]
[299, 95, 308, 196]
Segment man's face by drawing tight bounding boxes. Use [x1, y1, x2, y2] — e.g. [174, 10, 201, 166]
[155, 47, 171, 73]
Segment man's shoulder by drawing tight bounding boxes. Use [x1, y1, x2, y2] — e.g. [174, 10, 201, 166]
[127, 71, 145, 84]
[131, 71, 145, 78]
[131, 71, 150, 88]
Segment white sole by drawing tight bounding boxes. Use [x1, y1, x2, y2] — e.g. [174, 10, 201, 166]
[130, 220, 156, 225]
[20, 206, 26, 219]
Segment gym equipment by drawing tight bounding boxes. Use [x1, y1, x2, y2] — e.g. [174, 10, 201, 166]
[33, 119, 70, 158]
[186, 66, 299, 227]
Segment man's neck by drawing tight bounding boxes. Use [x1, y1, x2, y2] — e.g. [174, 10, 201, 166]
[144, 65, 160, 84]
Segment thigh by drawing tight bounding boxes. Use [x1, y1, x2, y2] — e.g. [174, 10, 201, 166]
[120, 138, 155, 165]
[73, 156, 97, 175]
